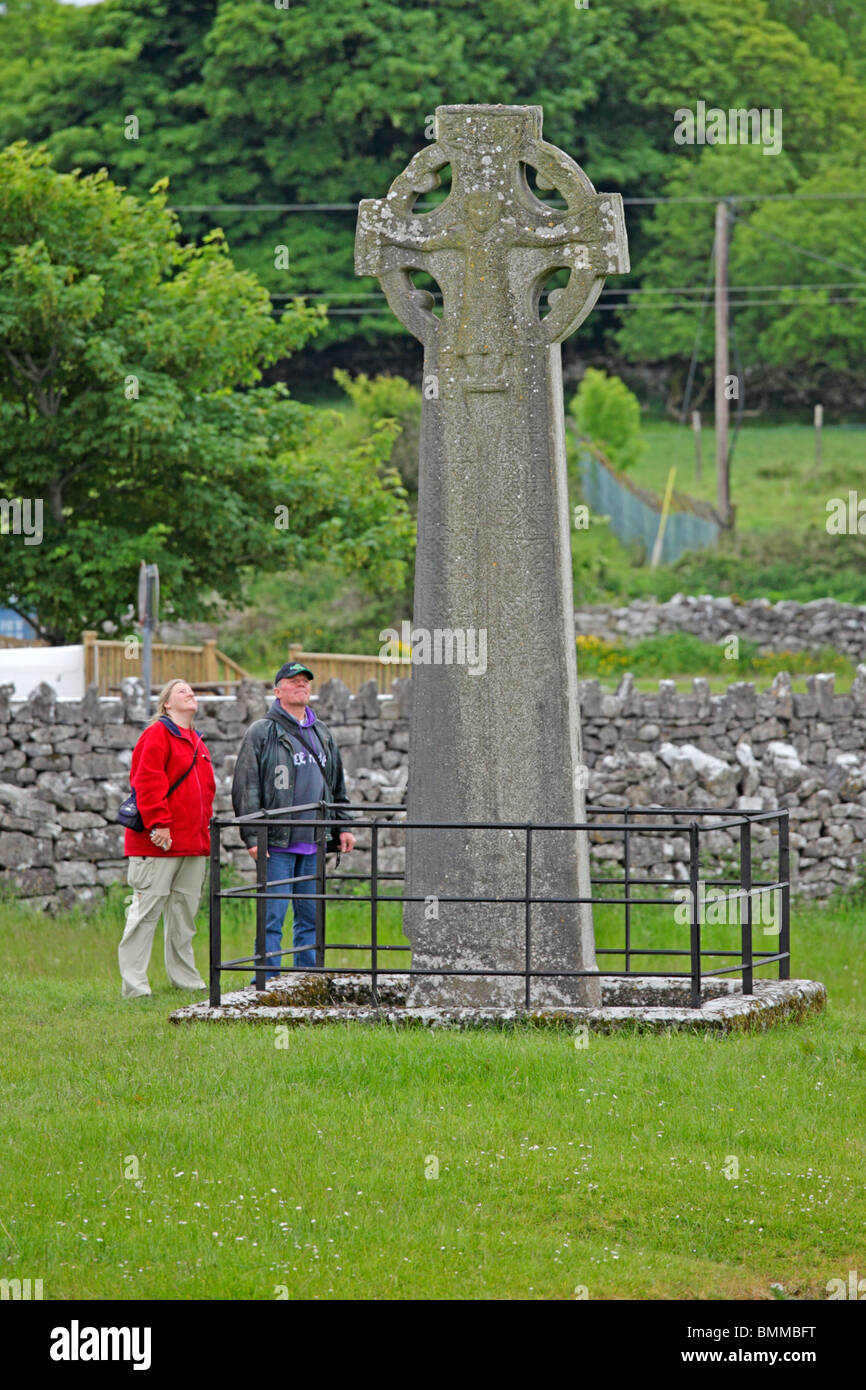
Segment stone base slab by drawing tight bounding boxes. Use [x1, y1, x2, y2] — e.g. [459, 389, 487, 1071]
[170, 974, 825, 1033]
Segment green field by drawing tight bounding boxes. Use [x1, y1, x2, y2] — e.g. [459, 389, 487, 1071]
[220, 420, 866, 677]
[1, 880, 864, 1301]
[619, 421, 864, 536]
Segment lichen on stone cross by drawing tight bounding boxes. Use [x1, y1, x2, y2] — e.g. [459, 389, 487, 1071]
[355, 103, 629, 393]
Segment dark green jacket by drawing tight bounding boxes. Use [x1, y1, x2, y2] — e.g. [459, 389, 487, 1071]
[231, 708, 354, 851]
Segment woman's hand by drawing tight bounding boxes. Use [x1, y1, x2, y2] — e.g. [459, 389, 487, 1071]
[150, 827, 172, 851]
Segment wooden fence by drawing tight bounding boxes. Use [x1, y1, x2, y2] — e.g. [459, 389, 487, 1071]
[287, 644, 412, 695]
[1, 631, 410, 697]
[82, 631, 249, 696]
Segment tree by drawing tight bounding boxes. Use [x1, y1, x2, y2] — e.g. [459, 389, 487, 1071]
[0, 0, 663, 362]
[570, 369, 646, 471]
[0, 142, 414, 643]
[617, 0, 866, 407]
[333, 368, 421, 498]
[2, 0, 865, 401]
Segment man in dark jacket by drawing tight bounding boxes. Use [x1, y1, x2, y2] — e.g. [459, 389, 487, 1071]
[231, 661, 356, 979]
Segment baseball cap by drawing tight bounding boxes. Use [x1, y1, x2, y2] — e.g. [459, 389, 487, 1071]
[275, 660, 315, 684]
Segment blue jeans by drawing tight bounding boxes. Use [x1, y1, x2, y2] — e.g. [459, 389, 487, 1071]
[257, 850, 318, 980]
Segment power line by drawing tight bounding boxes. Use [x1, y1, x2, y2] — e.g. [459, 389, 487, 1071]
[599, 281, 865, 295]
[611, 296, 864, 309]
[302, 296, 863, 316]
[173, 203, 359, 212]
[732, 218, 866, 281]
[623, 192, 866, 205]
[170, 191, 866, 212]
[270, 280, 866, 301]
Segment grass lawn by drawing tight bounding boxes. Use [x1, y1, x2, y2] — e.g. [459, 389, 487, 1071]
[1, 879, 864, 1301]
[634, 421, 865, 537]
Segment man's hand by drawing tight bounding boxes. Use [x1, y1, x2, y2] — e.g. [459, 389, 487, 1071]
[248, 846, 258, 860]
[339, 831, 356, 854]
[150, 827, 172, 851]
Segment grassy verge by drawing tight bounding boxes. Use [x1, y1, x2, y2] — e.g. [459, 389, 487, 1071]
[574, 632, 856, 693]
[0, 881, 863, 1300]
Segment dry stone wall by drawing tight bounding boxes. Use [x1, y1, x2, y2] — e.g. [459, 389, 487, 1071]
[574, 594, 866, 660]
[1, 667, 865, 912]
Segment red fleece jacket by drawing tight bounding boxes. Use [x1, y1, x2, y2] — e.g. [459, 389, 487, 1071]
[123, 719, 215, 858]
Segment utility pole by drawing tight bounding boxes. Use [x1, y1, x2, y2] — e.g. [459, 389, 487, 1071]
[714, 201, 731, 526]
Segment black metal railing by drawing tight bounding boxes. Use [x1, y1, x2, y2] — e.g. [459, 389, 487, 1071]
[208, 802, 791, 1009]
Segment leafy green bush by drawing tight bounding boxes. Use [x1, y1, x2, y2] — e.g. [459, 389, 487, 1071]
[665, 528, 866, 605]
[575, 631, 853, 681]
[569, 368, 646, 472]
[333, 369, 421, 497]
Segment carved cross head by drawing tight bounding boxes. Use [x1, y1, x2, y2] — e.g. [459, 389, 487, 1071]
[355, 103, 629, 356]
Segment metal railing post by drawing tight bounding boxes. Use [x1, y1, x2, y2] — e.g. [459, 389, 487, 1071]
[779, 811, 791, 980]
[623, 808, 631, 973]
[740, 818, 753, 996]
[315, 805, 327, 968]
[524, 825, 532, 1011]
[689, 821, 701, 1008]
[371, 819, 379, 1007]
[254, 824, 268, 991]
[209, 818, 221, 1007]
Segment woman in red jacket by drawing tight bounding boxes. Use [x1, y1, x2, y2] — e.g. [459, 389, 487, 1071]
[118, 678, 216, 999]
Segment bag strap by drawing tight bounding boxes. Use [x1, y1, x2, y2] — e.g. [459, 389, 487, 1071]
[166, 748, 198, 797]
[285, 721, 327, 770]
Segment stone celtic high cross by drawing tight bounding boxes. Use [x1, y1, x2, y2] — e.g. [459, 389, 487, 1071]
[355, 104, 629, 1008]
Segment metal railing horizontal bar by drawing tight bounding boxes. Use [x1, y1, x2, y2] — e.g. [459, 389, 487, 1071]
[595, 947, 783, 957]
[562, 877, 785, 890]
[693, 813, 787, 830]
[220, 946, 313, 967]
[216, 964, 787, 979]
[220, 873, 318, 897]
[219, 945, 783, 961]
[325, 871, 785, 890]
[304, 942, 411, 952]
[217, 804, 784, 825]
[688, 881, 786, 898]
[699, 954, 790, 977]
[219, 946, 785, 962]
[216, 890, 693, 906]
[585, 805, 784, 818]
[328, 873, 404, 882]
[313, 872, 786, 890]
[214, 814, 781, 833]
[231, 801, 325, 823]
[216, 886, 787, 911]
[264, 945, 783, 959]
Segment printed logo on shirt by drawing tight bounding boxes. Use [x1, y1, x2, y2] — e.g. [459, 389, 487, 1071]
[293, 747, 326, 768]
